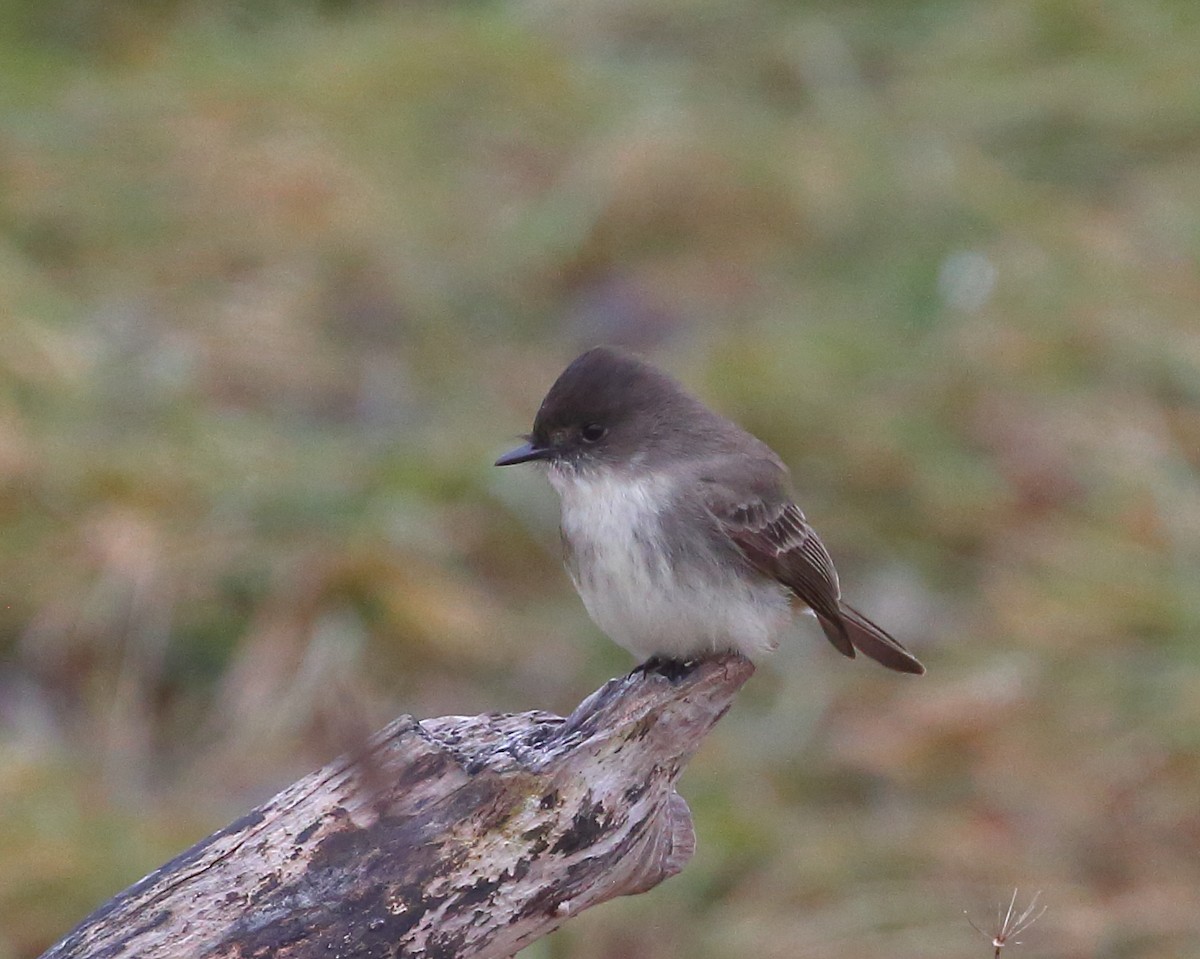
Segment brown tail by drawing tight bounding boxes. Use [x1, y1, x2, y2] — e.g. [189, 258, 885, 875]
[817, 602, 925, 675]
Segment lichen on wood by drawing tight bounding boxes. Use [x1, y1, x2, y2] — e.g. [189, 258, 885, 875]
[41, 654, 754, 959]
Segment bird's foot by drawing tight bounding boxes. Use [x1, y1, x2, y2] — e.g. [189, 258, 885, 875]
[636, 655, 701, 682]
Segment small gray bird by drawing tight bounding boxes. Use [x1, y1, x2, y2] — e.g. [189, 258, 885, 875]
[495, 347, 924, 674]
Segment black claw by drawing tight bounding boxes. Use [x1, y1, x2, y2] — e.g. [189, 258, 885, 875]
[635, 656, 698, 682]
[639, 655, 664, 674]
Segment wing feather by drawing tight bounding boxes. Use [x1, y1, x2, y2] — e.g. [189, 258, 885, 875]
[712, 495, 852, 656]
[698, 462, 923, 673]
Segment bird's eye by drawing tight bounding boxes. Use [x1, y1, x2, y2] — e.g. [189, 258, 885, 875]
[580, 423, 607, 443]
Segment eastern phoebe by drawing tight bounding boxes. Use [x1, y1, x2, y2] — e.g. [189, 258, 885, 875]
[495, 347, 924, 674]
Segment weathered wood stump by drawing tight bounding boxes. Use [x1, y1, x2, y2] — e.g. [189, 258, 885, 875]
[42, 654, 754, 959]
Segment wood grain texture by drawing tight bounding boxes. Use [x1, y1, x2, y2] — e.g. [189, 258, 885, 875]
[42, 654, 755, 959]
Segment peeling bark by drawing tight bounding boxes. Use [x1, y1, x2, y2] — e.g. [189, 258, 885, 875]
[41, 654, 754, 959]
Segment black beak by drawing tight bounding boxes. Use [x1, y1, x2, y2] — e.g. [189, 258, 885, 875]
[494, 441, 552, 467]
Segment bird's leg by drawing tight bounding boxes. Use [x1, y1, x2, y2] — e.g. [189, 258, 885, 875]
[636, 655, 698, 682]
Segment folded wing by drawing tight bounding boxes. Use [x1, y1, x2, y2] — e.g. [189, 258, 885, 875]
[707, 483, 924, 675]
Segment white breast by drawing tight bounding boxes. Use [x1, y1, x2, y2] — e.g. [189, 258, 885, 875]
[548, 469, 790, 661]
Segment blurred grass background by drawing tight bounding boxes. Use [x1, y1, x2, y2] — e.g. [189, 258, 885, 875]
[2, 0, 1200, 956]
